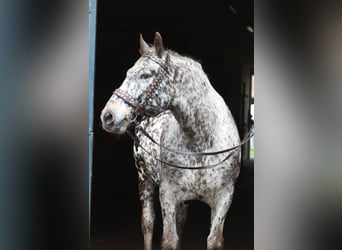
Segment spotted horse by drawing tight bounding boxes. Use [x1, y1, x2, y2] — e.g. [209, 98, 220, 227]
[101, 32, 243, 250]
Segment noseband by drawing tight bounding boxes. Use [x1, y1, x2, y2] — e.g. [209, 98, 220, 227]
[113, 52, 171, 121]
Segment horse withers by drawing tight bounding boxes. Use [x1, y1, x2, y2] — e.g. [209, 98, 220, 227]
[101, 32, 241, 250]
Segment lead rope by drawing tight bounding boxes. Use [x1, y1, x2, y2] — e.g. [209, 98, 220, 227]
[127, 125, 254, 170]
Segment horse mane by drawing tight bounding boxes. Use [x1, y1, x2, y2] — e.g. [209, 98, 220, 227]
[166, 49, 203, 69]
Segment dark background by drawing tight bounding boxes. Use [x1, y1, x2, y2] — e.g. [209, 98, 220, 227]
[91, 0, 253, 249]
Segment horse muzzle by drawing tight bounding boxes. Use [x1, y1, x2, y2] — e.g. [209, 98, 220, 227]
[101, 102, 133, 134]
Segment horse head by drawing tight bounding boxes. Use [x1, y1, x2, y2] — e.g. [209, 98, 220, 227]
[101, 32, 174, 134]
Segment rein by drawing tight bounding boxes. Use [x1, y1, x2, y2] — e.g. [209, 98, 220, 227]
[137, 125, 254, 156]
[127, 125, 253, 170]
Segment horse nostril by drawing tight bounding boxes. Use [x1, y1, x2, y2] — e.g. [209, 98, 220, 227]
[103, 112, 113, 123]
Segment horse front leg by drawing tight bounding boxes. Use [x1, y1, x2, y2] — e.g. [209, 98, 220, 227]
[139, 179, 156, 250]
[160, 184, 179, 250]
[207, 187, 234, 250]
[176, 201, 189, 247]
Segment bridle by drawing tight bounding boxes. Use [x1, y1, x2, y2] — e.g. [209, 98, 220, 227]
[112, 51, 254, 169]
[113, 52, 171, 120]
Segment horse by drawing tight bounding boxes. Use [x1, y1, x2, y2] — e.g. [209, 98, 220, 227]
[100, 32, 241, 250]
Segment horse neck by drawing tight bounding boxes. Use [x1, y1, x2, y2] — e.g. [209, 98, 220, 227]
[169, 57, 230, 150]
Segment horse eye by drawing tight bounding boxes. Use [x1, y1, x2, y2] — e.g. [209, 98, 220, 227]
[140, 73, 151, 79]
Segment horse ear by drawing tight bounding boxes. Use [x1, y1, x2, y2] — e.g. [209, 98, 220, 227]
[154, 31, 164, 57]
[139, 34, 149, 55]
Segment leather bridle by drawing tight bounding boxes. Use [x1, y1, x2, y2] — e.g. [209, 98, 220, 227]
[113, 52, 171, 120]
[111, 52, 254, 169]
